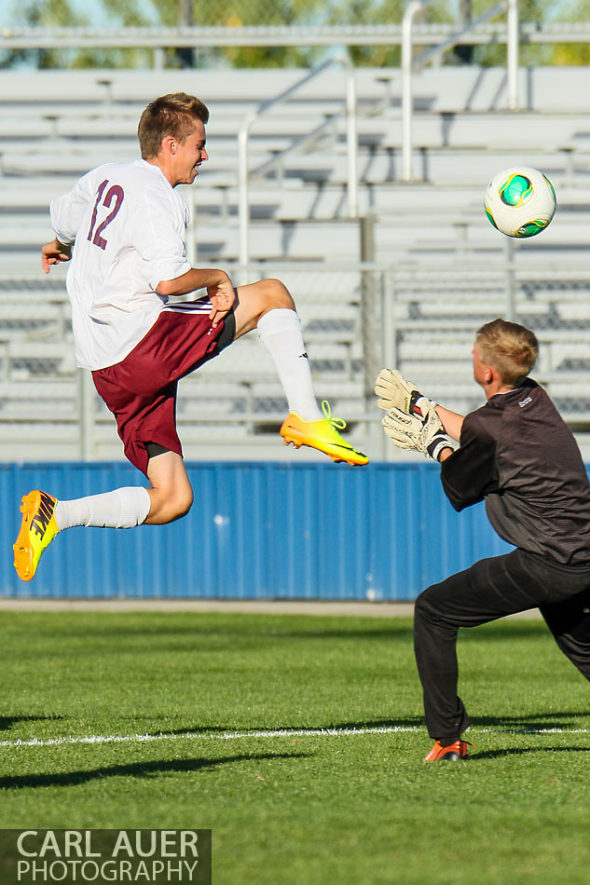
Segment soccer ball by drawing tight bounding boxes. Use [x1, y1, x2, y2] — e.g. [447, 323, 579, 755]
[484, 166, 556, 238]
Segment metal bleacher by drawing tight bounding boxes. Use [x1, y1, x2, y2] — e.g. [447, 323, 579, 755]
[2, 65, 590, 462]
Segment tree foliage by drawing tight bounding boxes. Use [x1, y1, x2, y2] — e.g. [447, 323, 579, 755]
[550, 0, 590, 65]
[2, 0, 153, 68]
[3, 0, 590, 69]
[466, 0, 556, 67]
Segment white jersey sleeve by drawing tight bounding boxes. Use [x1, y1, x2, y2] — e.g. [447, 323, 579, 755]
[51, 170, 97, 246]
[51, 159, 193, 370]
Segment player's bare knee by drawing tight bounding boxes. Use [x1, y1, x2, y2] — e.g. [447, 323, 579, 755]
[261, 278, 295, 311]
[173, 486, 194, 520]
[156, 485, 193, 523]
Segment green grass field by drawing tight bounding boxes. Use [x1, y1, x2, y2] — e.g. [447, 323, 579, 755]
[1, 609, 590, 884]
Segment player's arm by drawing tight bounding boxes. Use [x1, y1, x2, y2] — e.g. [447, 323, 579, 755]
[156, 267, 236, 327]
[435, 405, 464, 442]
[41, 237, 72, 273]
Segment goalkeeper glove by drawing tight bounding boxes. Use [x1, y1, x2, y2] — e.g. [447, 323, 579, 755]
[375, 368, 437, 422]
[381, 407, 454, 462]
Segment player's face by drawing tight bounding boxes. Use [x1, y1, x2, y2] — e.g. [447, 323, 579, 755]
[172, 119, 209, 185]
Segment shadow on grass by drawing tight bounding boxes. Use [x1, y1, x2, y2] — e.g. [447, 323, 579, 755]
[329, 712, 590, 733]
[144, 718, 426, 737]
[0, 716, 63, 733]
[471, 711, 590, 731]
[328, 718, 424, 731]
[35, 621, 415, 645]
[472, 746, 590, 761]
[62, 710, 590, 742]
[0, 752, 308, 791]
[132, 712, 590, 738]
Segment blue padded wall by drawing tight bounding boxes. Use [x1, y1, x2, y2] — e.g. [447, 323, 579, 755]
[0, 462, 512, 599]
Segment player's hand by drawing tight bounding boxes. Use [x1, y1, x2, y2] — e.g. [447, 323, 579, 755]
[375, 368, 437, 422]
[207, 276, 235, 327]
[41, 238, 72, 273]
[381, 406, 454, 462]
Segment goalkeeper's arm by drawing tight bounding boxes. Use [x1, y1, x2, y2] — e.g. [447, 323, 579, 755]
[437, 443, 454, 462]
[435, 405, 464, 443]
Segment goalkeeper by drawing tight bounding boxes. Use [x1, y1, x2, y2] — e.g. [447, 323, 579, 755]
[376, 318, 590, 762]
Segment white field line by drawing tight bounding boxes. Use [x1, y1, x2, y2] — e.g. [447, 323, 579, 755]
[1, 724, 590, 749]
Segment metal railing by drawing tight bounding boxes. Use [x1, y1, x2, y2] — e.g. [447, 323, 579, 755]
[237, 55, 358, 278]
[1, 21, 588, 54]
[401, 0, 519, 181]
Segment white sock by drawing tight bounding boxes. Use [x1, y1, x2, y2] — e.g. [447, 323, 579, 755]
[54, 487, 151, 530]
[257, 308, 322, 420]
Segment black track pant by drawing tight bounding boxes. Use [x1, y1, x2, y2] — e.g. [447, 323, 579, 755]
[414, 548, 590, 742]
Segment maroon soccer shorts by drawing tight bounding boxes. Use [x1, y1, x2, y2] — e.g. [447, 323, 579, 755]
[92, 301, 235, 476]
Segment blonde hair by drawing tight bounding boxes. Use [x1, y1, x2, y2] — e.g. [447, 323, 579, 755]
[138, 93, 209, 159]
[475, 318, 538, 387]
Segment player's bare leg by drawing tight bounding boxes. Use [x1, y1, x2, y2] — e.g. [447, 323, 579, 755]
[12, 453, 189, 582]
[231, 277, 295, 339]
[231, 278, 368, 466]
[145, 450, 194, 524]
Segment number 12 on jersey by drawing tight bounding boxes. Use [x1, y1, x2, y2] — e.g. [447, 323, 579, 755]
[87, 180, 125, 250]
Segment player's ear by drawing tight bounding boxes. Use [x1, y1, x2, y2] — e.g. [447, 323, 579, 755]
[161, 135, 176, 155]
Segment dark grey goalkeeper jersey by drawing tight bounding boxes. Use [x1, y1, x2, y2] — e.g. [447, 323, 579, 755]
[441, 378, 590, 566]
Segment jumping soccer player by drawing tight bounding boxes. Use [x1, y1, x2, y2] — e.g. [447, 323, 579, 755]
[376, 318, 590, 762]
[13, 92, 367, 582]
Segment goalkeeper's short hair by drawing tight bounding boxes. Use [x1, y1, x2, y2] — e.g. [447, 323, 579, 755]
[475, 318, 538, 387]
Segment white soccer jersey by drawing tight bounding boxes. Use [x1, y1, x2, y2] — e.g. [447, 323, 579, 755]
[50, 159, 192, 370]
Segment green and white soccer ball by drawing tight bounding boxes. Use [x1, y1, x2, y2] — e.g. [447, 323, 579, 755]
[484, 166, 556, 238]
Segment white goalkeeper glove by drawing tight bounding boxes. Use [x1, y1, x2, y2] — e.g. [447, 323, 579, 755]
[381, 407, 454, 462]
[375, 368, 438, 421]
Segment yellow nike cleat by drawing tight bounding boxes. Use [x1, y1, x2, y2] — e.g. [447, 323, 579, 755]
[280, 400, 369, 466]
[13, 490, 59, 582]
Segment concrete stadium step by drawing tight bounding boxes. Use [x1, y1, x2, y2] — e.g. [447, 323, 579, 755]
[267, 147, 571, 189]
[0, 214, 362, 260]
[194, 219, 361, 261]
[3, 66, 590, 112]
[4, 172, 583, 226]
[195, 110, 590, 158]
[375, 111, 590, 151]
[0, 341, 76, 380]
[0, 303, 70, 340]
[0, 380, 79, 419]
[5, 203, 587, 265]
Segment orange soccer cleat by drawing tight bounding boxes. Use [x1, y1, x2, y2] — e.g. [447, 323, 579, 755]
[13, 490, 59, 582]
[424, 739, 473, 762]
